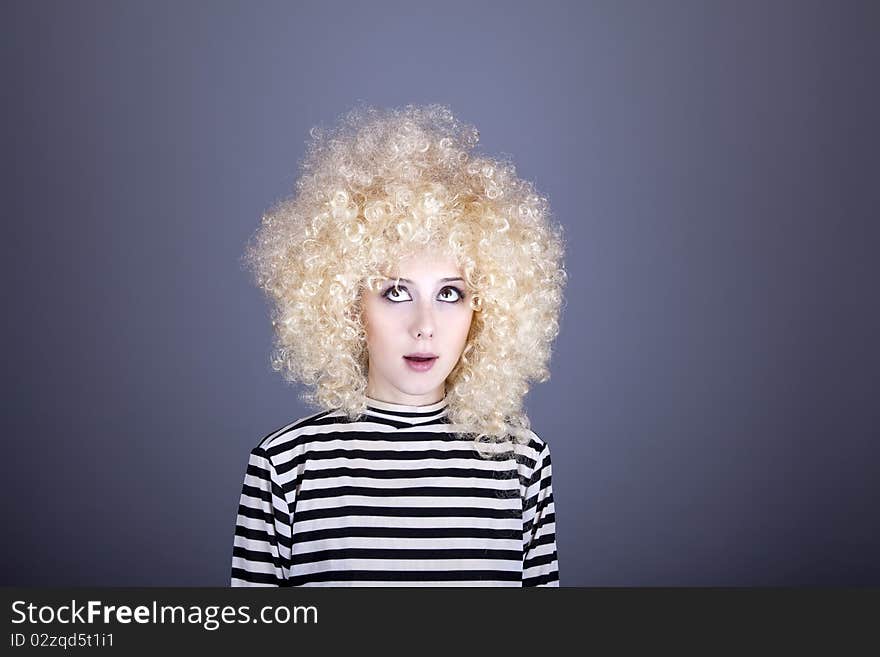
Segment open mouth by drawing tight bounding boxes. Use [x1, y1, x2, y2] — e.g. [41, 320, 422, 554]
[403, 355, 438, 371]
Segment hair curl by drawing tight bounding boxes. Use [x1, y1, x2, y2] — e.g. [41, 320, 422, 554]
[242, 103, 566, 457]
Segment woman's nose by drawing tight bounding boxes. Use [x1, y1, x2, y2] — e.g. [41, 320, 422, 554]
[411, 303, 435, 339]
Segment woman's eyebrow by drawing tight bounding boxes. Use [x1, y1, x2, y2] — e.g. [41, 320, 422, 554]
[389, 277, 464, 284]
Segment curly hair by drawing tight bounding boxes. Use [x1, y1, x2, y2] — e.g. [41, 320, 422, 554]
[241, 103, 566, 457]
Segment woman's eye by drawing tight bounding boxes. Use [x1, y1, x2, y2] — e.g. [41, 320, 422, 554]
[438, 286, 464, 303]
[384, 286, 411, 302]
[382, 285, 465, 303]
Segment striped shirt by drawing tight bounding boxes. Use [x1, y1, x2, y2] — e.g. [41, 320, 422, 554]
[230, 395, 559, 587]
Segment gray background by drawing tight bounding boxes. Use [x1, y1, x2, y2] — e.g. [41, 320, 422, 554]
[2, 0, 878, 586]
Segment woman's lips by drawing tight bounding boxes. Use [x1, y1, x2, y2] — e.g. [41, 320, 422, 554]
[403, 356, 437, 372]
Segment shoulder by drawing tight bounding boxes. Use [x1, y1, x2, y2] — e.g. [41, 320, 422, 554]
[252, 407, 351, 460]
[509, 425, 550, 456]
[507, 426, 552, 476]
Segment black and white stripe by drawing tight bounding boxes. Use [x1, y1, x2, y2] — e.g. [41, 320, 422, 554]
[230, 396, 558, 587]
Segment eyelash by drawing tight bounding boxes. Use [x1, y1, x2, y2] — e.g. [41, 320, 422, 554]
[381, 285, 466, 304]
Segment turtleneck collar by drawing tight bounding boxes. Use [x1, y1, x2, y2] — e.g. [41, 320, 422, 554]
[363, 394, 449, 425]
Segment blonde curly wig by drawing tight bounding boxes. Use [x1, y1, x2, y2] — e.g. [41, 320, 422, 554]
[242, 103, 567, 457]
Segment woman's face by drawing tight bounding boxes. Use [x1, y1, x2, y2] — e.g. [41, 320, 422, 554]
[362, 251, 474, 405]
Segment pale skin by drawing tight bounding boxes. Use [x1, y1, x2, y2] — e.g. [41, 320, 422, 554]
[362, 252, 474, 406]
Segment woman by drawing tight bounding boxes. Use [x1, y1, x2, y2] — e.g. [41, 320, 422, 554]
[231, 104, 566, 586]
